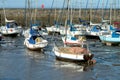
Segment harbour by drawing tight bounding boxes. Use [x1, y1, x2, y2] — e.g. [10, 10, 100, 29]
[0, 0, 120, 80]
[0, 35, 120, 80]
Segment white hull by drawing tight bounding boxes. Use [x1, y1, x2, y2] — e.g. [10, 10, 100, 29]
[53, 46, 93, 61]
[60, 24, 86, 36]
[24, 38, 48, 50]
[23, 28, 48, 38]
[0, 26, 21, 35]
[46, 26, 64, 33]
[62, 36, 86, 45]
[54, 49, 84, 60]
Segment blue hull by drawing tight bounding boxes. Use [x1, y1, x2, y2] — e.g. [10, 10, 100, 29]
[99, 36, 120, 43]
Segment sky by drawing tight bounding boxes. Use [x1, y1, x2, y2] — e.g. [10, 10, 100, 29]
[0, 0, 119, 9]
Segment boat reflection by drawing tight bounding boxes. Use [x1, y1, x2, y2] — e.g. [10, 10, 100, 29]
[54, 59, 94, 72]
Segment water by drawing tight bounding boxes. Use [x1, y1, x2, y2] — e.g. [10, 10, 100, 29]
[0, 35, 120, 80]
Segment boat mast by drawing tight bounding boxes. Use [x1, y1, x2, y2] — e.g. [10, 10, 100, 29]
[113, 0, 116, 21]
[24, 0, 28, 28]
[90, 0, 93, 23]
[54, 0, 57, 24]
[102, 0, 104, 20]
[110, 3, 112, 25]
[85, 0, 89, 19]
[34, 0, 38, 24]
[2, 0, 7, 22]
[65, 0, 70, 42]
[79, 1, 82, 18]
[48, 0, 54, 25]
[70, 0, 73, 24]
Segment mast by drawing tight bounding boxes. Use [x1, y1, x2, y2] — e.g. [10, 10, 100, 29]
[54, 0, 57, 24]
[3, 6, 7, 22]
[24, 0, 28, 28]
[79, 1, 82, 18]
[34, 0, 38, 24]
[110, 3, 112, 25]
[70, 0, 72, 24]
[2, 0, 7, 22]
[113, 0, 116, 21]
[65, 0, 70, 42]
[85, 0, 89, 18]
[48, 0, 54, 25]
[90, 0, 93, 22]
[102, 0, 104, 20]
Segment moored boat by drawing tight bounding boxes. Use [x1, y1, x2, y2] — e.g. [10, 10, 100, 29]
[24, 34, 48, 50]
[53, 43, 95, 64]
[62, 35, 86, 46]
[0, 19, 22, 36]
[99, 30, 120, 45]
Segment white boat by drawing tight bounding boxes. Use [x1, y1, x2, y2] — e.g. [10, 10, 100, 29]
[0, 19, 22, 36]
[1, 6, 22, 36]
[53, 44, 94, 63]
[52, 0, 95, 64]
[62, 35, 86, 46]
[86, 22, 115, 39]
[60, 24, 86, 36]
[24, 34, 48, 50]
[99, 30, 120, 45]
[23, 25, 48, 38]
[46, 25, 64, 34]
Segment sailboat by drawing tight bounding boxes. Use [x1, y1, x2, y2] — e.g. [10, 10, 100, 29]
[24, 0, 48, 50]
[53, 0, 94, 64]
[46, 0, 64, 35]
[61, 0, 86, 46]
[99, 23, 120, 45]
[0, 18, 22, 36]
[24, 34, 48, 50]
[0, 5, 22, 36]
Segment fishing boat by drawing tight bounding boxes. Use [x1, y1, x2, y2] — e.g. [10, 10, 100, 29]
[24, 34, 48, 50]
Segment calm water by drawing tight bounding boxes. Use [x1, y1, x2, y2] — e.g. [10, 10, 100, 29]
[0, 35, 120, 80]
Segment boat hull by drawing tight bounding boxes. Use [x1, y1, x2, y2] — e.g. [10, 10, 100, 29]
[24, 38, 48, 50]
[99, 35, 120, 44]
[0, 27, 21, 36]
[62, 36, 86, 46]
[53, 46, 93, 61]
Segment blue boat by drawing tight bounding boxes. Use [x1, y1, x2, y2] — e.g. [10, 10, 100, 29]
[24, 33, 48, 50]
[99, 30, 120, 44]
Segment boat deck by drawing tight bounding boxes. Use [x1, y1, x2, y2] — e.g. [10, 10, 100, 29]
[58, 47, 89, 54]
